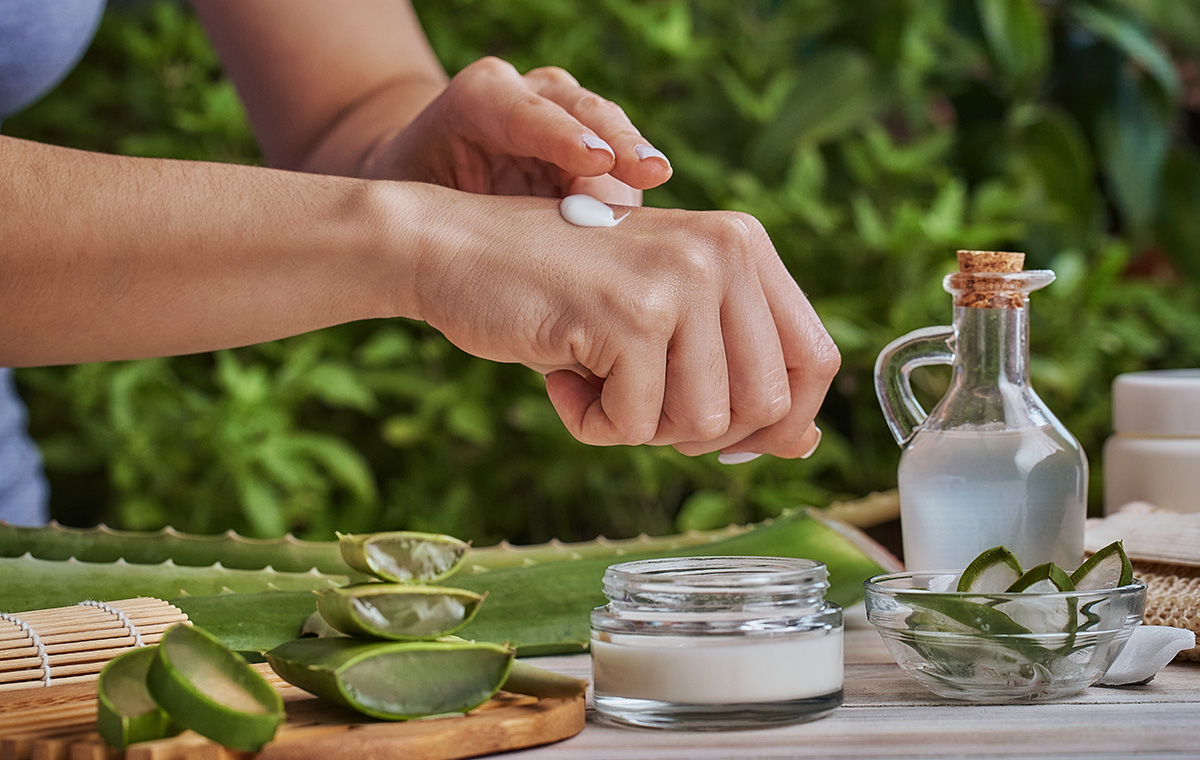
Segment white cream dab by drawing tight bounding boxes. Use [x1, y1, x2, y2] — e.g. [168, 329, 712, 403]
[559, 194, 629, 228]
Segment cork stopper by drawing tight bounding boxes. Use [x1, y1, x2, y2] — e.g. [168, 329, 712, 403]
[952, 250, 1026, 309]
[956, 250, 1024, 274]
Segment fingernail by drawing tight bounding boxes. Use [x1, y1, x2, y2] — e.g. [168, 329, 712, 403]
[635, 144, 671, 169]
[799, 426, 823, 459]
[718, 451, 762, 465]
[582, 133, 615, 159]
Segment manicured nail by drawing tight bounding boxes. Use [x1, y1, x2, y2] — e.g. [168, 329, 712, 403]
[718, 451, 762, 465]
[635, 144, 671, 169]
[799, 426, 822, 459]
[582, 133, 615, 159]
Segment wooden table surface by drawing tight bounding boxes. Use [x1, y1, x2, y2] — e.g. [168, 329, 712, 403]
[509, 606, 1200, 760]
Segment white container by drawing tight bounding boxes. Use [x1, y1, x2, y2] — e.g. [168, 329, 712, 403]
[1104, 370, 1200, 514]
[589, 556, 842, 730]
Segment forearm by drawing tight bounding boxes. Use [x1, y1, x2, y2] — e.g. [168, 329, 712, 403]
[0, 137, 422, 366]
[190, 0, 448, 176]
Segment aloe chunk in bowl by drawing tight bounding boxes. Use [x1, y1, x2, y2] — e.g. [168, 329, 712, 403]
[864, 565, 1145, 702]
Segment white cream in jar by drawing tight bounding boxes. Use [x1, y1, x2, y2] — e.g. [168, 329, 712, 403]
[590, 556, 844, 729]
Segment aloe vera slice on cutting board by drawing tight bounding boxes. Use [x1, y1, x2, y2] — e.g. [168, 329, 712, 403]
[97, 647, 181, 750]
[146, 624, 284, 752]
[337, 531, 469, 583]
[316, 584, 485, 639]
[266, 637, 514, 720]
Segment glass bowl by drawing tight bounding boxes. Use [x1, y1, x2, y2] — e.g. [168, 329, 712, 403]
[863, 571, 1146, 702]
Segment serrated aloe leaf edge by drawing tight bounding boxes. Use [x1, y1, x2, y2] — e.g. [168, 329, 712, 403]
[0, 554, 348, 613]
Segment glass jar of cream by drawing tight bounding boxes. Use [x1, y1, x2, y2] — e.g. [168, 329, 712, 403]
[590, 556, 843, 729]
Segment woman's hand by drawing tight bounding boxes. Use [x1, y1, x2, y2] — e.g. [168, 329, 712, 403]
[358, 58, 671, 205]
[194, 3, 667, 204]
[403, 188, 838, 460]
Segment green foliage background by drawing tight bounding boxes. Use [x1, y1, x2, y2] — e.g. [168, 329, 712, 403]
[8, 0, 1200, 543]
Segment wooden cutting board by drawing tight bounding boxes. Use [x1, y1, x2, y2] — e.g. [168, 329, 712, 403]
[0, 662, 586, 760]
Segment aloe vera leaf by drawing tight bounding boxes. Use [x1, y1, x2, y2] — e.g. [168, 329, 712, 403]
[0, 521, 352, 574]
[463, 524, 753, 572]
[502, 660, 588, 698]
[170, 591, 320, 655]
[147, 624, 284, 752]
[0, 492, 895, 580]
[266, 637, 514, 720]
[316, 584, 485, 640]
[0, 554, 348, 612]
[453, 508, 887, 654]
[97, 647, 182, 750]
[175, 509, 885, 656]
[461, 490, 900, 573]
[337, 531, 468, 582]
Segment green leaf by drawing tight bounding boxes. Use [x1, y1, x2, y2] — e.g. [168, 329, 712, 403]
[749, 47, 886, 172]
[1155, 150, 1200, 280]
[301, 364, 378, 413]
[1095, 70, 1171, 237]
[1070, 3, 1180, 100]
[675, 490, 736, 532]
[285, 434, 378, 504]
[975, 0, 1049, 89]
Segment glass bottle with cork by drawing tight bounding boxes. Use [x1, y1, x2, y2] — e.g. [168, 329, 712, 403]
[874, 250, 1087, 571]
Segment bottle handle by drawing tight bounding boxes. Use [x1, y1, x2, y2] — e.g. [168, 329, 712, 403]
[873, 325, 955, 446]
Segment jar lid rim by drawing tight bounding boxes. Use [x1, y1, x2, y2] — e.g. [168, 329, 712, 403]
[603, 555, 828, 591]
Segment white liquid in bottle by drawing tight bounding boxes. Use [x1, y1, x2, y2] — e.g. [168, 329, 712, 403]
[898, 424, 1087, 571]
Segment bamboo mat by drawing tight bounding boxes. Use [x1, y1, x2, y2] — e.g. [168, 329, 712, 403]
[0, 597, 187, 690]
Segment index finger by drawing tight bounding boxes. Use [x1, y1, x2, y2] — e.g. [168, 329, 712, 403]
[522, 66, 673, 191]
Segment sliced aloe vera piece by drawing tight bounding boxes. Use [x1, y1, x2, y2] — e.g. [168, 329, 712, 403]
[266, 637, 513, 720]
[1070, 540, 1133, 590]
[956, 546, 1023, 592]
[905, 596, 1032, 636]
[316, 584, 484, 640]
[502, 660, 588, 698]
[147, 624, 284, 752]
[97, 647, 181, 750]
[1006, 562, 1075, 593]
[337, 531, 468, 583]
